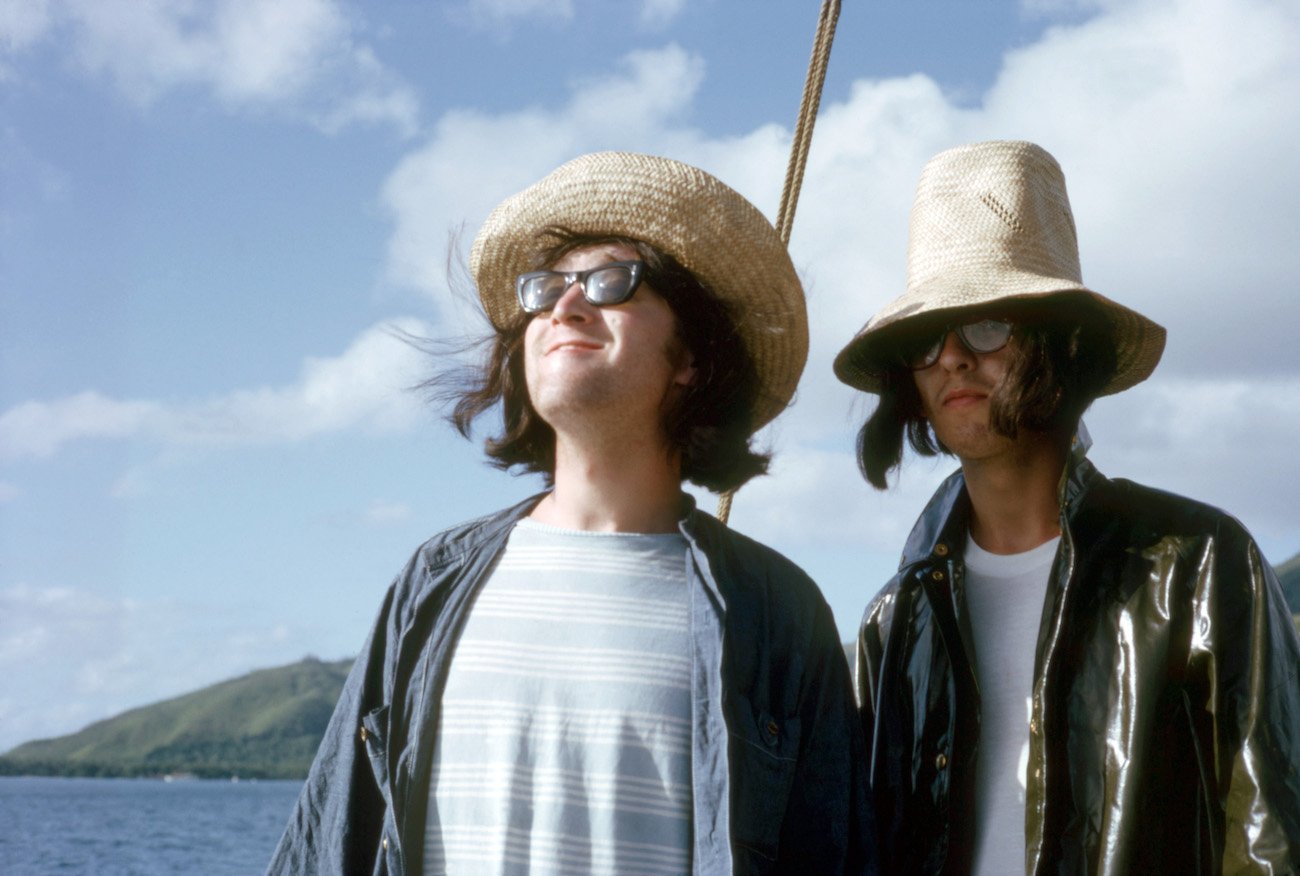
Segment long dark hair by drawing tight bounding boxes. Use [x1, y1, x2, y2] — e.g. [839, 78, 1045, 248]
[856, 298, 1118, 489]
[428, 228, 770, 493]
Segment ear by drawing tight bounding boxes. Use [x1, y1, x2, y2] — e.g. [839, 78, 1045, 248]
[673, 356, 697, 388]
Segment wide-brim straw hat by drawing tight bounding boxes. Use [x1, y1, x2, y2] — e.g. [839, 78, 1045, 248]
[470, 151, 808, 432]
[834, 140, 1165, 395]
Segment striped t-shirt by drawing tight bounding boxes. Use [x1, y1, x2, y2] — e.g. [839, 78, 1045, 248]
[424, 518, 693, 875]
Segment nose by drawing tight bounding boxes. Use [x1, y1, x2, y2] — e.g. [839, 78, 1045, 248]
[548, 281, 594, 323]
[934, 330, 974, 371]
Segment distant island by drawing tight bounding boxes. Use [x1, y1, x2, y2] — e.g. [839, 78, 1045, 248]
[1279, 552, 1300, 635]
[4, 554, 1297, 781]
[0, 657, 351, 780]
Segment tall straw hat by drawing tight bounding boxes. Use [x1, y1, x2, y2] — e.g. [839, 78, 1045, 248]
[834, 140, 1165, 395]
[471, 151, 808, 431]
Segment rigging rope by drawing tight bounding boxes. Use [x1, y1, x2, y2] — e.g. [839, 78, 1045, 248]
[716, 0, 841, 525]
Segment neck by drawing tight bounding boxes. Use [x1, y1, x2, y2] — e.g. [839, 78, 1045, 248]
[961, 435, 1067, 555]
[530, 430, 686, 533]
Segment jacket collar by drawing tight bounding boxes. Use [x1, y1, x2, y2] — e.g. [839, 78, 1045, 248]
[482, 490, 699, 539]
[898, 420, 1099, 570]
[899, 469, 971, 569]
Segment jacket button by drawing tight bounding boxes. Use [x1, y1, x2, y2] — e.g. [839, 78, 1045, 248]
[382, 836, 389, 851]
[930, 570, 945, 582]
[359, 726, 369, 743]
[766, 719, 780, 738]
[935, 752, 948, 770]
[934, 543, 949, 557]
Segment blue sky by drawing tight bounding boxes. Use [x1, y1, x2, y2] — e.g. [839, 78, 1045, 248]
[2, 0, 1298, 752]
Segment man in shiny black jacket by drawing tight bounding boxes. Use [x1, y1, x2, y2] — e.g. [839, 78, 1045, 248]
[834, 140, 1300, 874]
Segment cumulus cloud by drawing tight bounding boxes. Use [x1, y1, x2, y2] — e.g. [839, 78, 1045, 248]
[0, 582, 332, 752]
[974, 0, 1300, 375]
[1019, 0, 1107, 16]
[0, 0, 52, 54]
[376, 0, 1300, 583]
[0, 319, 431, 462]
[639, 0, 687, 30]
[2, 0, 418, 134]
[0, 394, 163, 461]
[363, 498, 413, 526]
[455, 0, 683, 30]
[1085, 376, 1300, 542]
[715, 444, 953, 551]
[381, 43, 709, 307]
[456, 0, 573, 29]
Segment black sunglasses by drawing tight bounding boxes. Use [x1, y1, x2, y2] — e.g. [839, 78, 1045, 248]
[515, 260, 646, 314]
[902, 318, 1014, 370]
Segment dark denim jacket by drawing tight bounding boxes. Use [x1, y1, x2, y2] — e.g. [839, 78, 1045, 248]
[268, 494, 875, 875]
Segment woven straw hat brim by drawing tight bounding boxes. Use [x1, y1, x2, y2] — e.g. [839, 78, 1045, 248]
[833, 140, 1165, 396]
[833, 284, 1167, 395]
[470, 151, 808, 431]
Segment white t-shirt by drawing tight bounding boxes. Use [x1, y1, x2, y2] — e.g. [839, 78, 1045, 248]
[962, 533, 1060, 876]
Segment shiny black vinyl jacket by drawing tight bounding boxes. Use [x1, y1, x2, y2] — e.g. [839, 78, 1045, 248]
[857, 447, 1300, 875]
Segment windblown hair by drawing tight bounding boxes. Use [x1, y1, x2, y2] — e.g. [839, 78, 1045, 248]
[431, 228, 770, 493]
[856, 297, 1118, 489]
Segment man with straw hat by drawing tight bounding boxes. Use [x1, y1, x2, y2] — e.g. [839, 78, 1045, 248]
[269, 152, 874, 875]
[835, 140, 1300, 873]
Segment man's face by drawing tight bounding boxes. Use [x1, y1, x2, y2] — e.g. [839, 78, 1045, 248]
[523, 243, 695, 438]
[911, 316, 1019, 462]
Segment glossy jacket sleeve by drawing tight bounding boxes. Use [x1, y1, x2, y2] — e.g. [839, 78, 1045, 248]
[855, 585, 897, 764]
[1210, 527, 1300, 872]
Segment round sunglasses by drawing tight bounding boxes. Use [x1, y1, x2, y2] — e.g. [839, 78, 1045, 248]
[516, 260, 645, 314]
[902, 318, 1014, 370]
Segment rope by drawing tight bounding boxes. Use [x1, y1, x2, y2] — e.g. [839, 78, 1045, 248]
[717, 0, 841, 525]
[777, 0, 841, 245]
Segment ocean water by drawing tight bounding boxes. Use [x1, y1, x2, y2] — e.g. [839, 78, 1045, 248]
[0, 776, 303, 875]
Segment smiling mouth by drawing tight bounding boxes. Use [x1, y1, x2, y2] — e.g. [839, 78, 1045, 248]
[546, 340, 601, 355]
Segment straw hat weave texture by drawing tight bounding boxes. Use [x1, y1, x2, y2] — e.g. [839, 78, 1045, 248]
[834, 140, 1165, 395]
[472, 151, 808, 430]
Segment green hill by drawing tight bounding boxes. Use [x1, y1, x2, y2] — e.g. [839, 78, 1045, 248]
[1278, 552, 1300, 636]
[0, 657, 351, 780]
[1278, 552, 1300, 612]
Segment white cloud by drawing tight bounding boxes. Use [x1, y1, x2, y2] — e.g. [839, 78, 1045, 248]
[363, 498, 412, 525]
[0, 393, 163, 461]
[458, 0, 574, 28]
[1085, 377, 1300, 545]
[208, 0, 351, 101]
[5, 0, 418, 135]
[314, 44, 420, 135]
[0, 319, 431, 462]
[640, 0, 687, 29]
[0, 582, 334, 752]
[0, 0, 52, 53]
[719, 444, 953, 552]
[381, 43, 708, 307]
[1019, 0, 1106, 16]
